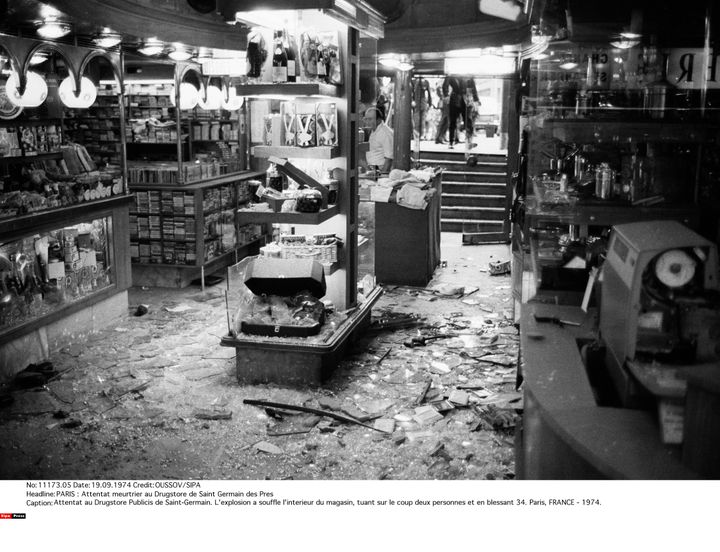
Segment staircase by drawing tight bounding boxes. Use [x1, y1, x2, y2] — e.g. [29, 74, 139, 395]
[418, 150, 509, 243]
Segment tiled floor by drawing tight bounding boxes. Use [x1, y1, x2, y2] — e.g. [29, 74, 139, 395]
[0, 234, 518, 480]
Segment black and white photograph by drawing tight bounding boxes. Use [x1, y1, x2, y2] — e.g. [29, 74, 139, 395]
[0, 0, 718, 549]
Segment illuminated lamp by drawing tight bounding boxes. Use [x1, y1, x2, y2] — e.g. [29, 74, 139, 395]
[36, 18, 72, 39]
[222, 86, 243, 111]
[58, 76, 98, 108]
[138, 39, 164, 56]
[198, 84, 223, 110]
[170, 82, 199, 110]
[93, 29, 123, 49]
[168, 44, 193, 61]
[5, 71, 48, 107]
[29, 52, 49, 66]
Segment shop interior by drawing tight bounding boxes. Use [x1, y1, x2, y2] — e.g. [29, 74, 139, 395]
[0, 0, 719, 481]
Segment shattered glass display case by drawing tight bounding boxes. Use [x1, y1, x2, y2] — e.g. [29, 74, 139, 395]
[0, 217, 115, 336]
[219, 4, 385, 385]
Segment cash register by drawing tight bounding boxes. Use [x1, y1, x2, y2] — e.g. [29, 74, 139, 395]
[599, 220, 720, 443]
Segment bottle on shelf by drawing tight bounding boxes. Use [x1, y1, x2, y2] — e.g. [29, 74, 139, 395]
[272, 29, 289, 84]
[316, 38, 327, 80]
[246, 28, 267, 80]
[266, 162, 283, 192]
[643, 50, 675, 120]
[284, 28, 297, 83]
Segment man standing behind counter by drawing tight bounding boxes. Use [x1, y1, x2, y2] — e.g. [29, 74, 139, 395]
[364, 106, 393, 173]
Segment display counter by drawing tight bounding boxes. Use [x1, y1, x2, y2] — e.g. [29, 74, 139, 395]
[517, 302, 698, 479]
[372, 171, 442, 287]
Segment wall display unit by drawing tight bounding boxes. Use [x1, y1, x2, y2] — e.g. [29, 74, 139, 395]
[0, 33, 132, 377]
[128, 172, 266, 289]
[122, 60, 263, 288]
[511, 40, 719, 315]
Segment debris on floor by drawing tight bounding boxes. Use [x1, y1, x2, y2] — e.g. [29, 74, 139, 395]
[0, 242, 519, 480]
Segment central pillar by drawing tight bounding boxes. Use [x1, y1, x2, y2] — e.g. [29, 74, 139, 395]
[393, 69, 413, 171]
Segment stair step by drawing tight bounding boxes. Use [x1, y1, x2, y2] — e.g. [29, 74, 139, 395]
[420, 151, 506, 163]
[443, 182, 506, 195]
[442, 193, 506, 208]
[443, 171, 506, 183]
[441, 218, 504, 233]
[421, 158, 507, 170]
[442, 206, 506, 220]
[462, 231, 507, 244]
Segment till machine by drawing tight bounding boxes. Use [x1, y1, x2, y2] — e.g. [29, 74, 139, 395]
[600, 220, 720, 444]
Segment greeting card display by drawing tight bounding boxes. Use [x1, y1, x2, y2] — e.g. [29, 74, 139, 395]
[281, 102, 296, 146]
[316, 103, 338, 146]
[294, 103, 316, 148]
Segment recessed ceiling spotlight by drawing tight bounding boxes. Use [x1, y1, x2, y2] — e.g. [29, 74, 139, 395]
[168, 44, 193, 61]
[138, 38, 164, 56]
[93, 28, 122, 49]
[36, 17, 72, 40]
[559, 61, 578, 70]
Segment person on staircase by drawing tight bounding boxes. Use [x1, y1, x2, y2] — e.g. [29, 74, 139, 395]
[434, 84, 449, 144]
[441, 76, 479, 149]
[412, 77, 433, 141]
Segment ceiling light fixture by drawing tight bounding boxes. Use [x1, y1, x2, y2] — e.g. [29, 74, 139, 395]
[610, 39, 640, 50]
[559, 61, 578, 70]
[5, 71, 49, 107]
[36, 17, 72, 40]
[379, 56, 414, 72]
[168, 44, 193, 61]
[29, 52, 49, 66]
[58, 76, 98, 108]
[222, 86, 243, 111]
[138, 38, 164, 56]
[93, 28, 122, 49]
[198, 84, 223, 110]
[170, 82, 199, 110]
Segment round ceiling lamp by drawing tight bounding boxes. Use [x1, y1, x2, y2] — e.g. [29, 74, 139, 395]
[199, 84, 223, 110]
[5, 71, 48, 107]
[168, 44, 193, 61]
[58, 76, 98, 108]
[222, 86, 243, 111]
[93, 29, 122, 49]
[138, 39, 164, 56]
[170, 82, 199, 110]
[29, 52, 49, 66]
[36, 18, 71, 39]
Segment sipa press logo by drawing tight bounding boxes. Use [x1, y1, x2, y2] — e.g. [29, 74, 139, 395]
[0, 513, 26, 519]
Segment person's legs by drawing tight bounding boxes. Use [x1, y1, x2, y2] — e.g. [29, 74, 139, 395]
[435, 109, 448, 143]
[448, 103, 461, 147]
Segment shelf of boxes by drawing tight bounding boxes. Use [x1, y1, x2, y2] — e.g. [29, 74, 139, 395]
[128, 171, 266, 287]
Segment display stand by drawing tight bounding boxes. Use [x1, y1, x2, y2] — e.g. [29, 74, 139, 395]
[0, 34, 131, 378]
[128, 171, 265, 289]
[220, 3, 386, 385]
[374, 172, 442, 286]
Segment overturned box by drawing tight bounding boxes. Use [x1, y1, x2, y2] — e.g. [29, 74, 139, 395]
[241, 256, 326, 338]
[221, 257, 382, 386]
